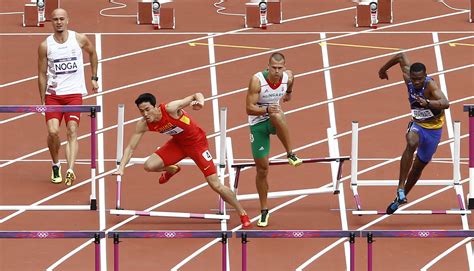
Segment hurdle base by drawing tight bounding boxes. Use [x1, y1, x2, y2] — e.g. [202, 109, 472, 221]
[244, 0, 282, 28]
[137, 1, 175, 29]
[90, 199, 97, 210]
[468, 198, 474, 209]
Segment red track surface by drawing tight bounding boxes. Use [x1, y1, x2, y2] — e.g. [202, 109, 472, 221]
[0, 0, 473, 270]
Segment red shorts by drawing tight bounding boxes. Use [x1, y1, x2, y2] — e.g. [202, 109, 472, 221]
[155, 138, 217, 177]
[45, 94, 83, 125]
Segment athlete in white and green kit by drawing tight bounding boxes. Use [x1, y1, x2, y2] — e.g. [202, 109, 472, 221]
[246, 52, 302, 227]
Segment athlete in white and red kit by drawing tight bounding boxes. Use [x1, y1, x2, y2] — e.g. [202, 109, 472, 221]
[38, 8, 99, 186]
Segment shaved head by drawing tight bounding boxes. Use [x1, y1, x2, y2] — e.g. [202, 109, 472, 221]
[51, 8, 68, 19]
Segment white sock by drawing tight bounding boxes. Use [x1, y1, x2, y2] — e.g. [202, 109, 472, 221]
[52, 161, 61, 167]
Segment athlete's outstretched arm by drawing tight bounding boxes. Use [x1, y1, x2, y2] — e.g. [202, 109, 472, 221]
[379, 52, 411, 81]
[166, 92, 205, 115]
[113, 119, 147, 176]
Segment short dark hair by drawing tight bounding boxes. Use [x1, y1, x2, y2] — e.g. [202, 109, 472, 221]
[135, 93, 156, 107]
[410, 62, 426, 74]
[269, 52, 285, 63]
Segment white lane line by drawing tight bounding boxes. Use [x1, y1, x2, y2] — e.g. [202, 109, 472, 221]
[320, 31, 350, 270]
[432, 31, 473, 271]
[46, 239, 95, 271]
[420, 237, 474, 271]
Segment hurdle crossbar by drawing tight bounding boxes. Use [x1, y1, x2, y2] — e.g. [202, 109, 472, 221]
[353, 210, 472, 215]
[109, 209, 230, 220]
[350, 120, 469, 212]
[0, 205, 92, 211]
[0, 105, 101, 211]
[362, 230, 474, 271]
[236, 187, 333, 201]
[109, 231, 231, 271]
[232, 156, 350, 199]
[464, 104, 474, 209]
[0, 231, 104, 271]
[236, 230, 357, 271]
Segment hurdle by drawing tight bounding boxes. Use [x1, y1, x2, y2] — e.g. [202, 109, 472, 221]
[108, 230, 231, 271]
[112, 104, 230, 221]
[231, 157, 350, 201]
[350, 120, 472, 215]
[362, 230, 474, 271]
[464, 105, 474, 209]
[236, 230, 357, 271]
[0, 231, 105, 271]
[137, 0, 175, 29]
[0, 105, 101, 211]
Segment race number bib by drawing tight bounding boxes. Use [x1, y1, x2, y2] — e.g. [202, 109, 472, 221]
[202, 150, 213, 161]
[411, 109, 434, 120]
[53, 57, 79, 75]
[161, 126, 184, 135]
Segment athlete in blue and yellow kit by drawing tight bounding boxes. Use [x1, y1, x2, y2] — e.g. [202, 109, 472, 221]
[114, 93, 251, 228]
[378, 53, 449, 214]
[246, 52, 303, 226]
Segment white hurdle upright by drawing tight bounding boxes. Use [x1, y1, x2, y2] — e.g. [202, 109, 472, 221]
[351, 120, 472, 215]
[112, 104, 231, 221]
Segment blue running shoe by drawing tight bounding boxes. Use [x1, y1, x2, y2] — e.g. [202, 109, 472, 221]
[386, 200, 400, 214]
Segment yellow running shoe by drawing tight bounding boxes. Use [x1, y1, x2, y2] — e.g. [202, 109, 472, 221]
[51, 165, 62, 184]
[287, 153, 303, 167]
[64, 169, 76, 186]
[257, 209, 270, 227]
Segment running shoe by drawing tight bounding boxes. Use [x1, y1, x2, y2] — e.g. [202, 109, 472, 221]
[159, 165, 181, 184]
[64, 169, 76, 186]
[257, 209, 270, 227]
[51, 165, 62, 184]
[240, 214, 252, 228]
[287, 153, 303, 167]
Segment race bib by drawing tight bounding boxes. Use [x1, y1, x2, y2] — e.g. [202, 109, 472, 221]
[53, 57, 79, 75]
[411, 109, 434, 120]
[161, 126, 184, 135]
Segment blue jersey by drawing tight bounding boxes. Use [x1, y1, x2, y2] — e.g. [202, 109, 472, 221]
[406, 76, 444, 129]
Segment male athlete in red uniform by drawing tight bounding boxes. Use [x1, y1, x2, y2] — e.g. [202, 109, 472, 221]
[113, 92, 251, 228]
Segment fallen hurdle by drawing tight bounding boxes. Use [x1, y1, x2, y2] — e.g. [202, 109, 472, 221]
[108, 230, 231, 271]
[112, 104, 231, 221]
[0, 231, 105, 271]
[0, 105, 101, 211]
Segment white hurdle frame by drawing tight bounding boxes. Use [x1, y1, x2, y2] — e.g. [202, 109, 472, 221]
[351, 120, 471, 215]
[229, 155, 350, 201]
[112, 104, 231, 221]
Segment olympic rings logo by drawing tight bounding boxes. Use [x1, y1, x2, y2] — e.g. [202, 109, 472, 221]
[418, 231, 430, 238]
[35, 106, 47, 113]
[164, 232, 176, 238]
[292, 232, 304, 238]
[37, 232, 49, 238]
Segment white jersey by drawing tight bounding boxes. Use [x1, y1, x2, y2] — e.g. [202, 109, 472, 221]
[248, 71, 289, 126]
[46, 30, 87, 96]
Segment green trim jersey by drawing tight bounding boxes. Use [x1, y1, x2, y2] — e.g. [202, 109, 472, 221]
[248, 70, 289, 126]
